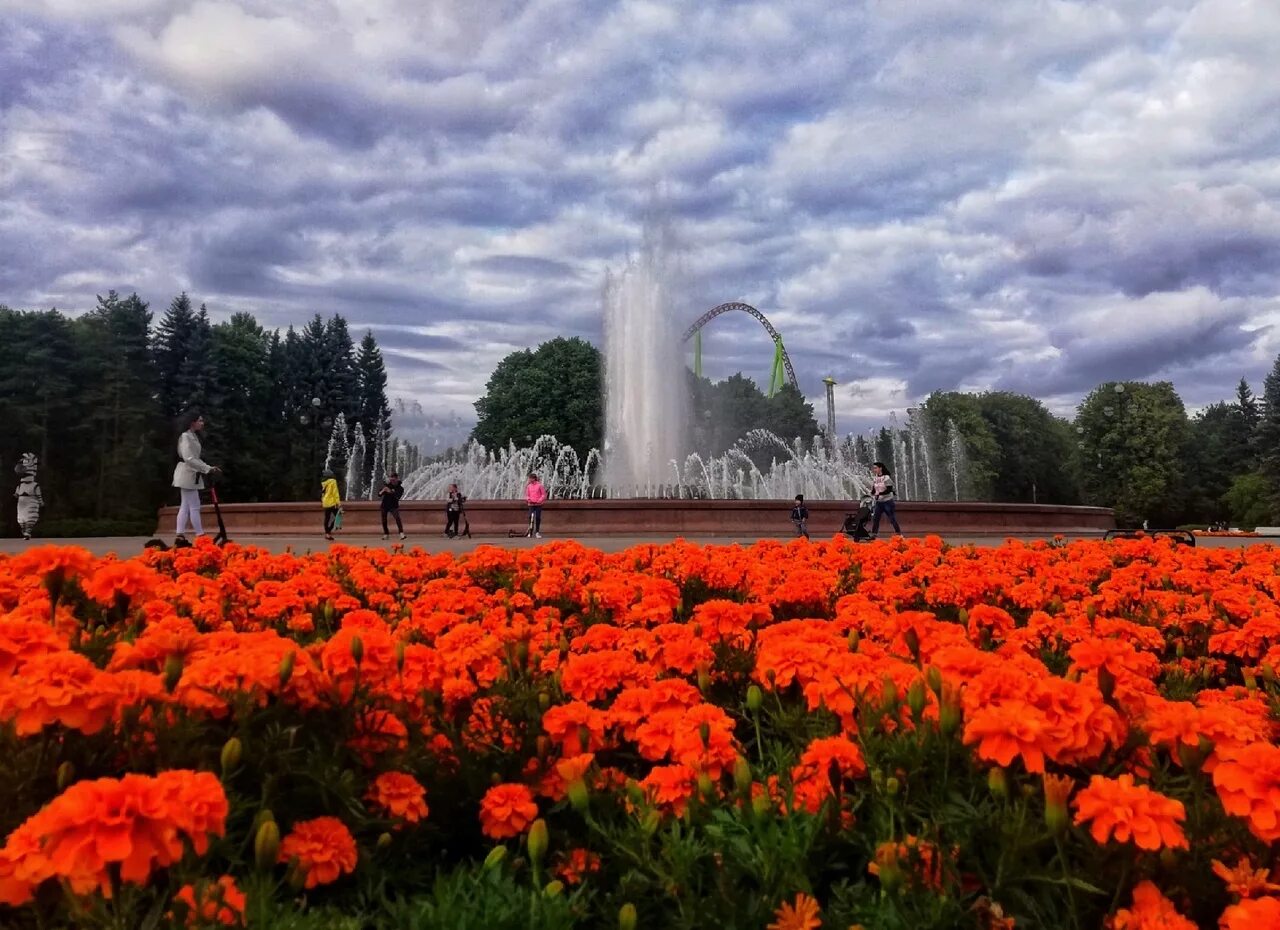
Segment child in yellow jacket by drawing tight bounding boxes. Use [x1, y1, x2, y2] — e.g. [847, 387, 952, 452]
[321, 471, 342, 540]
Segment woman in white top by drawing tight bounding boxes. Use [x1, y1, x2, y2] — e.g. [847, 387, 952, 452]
[172, 412, 220, 542]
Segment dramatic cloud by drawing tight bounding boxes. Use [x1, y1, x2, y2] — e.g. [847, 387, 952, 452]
[4, 0, 1280, 439]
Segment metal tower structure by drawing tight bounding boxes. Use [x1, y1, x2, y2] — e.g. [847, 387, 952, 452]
[823, 377, 837, 448]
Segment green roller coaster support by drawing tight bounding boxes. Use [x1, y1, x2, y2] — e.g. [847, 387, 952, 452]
[693, 329, 702, 378]
[768, 338, 785, 397]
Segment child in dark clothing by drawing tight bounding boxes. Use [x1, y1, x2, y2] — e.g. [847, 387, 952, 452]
[378, 473, 406, 540]
[791, 494, 810, 540]
[445, 483, 465, 537]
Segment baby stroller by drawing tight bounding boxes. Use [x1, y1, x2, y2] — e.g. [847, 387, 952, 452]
[842, 496, 875, 542]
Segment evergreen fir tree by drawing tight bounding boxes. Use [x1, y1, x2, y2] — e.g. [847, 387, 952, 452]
[1257, 355, 1280, 521]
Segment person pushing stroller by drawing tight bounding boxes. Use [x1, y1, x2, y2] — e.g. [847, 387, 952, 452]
[870, 461, 902, 538]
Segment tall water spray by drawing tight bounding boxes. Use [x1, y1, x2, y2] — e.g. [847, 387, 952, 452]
[602, 236, 688, 493]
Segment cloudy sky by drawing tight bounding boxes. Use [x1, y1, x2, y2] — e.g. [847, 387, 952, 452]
[3, 0, 1280, 438]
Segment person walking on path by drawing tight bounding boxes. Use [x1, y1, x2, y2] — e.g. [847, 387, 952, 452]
[525, 472, 547, 538]
[321, 470, 342, 540]
[790, 494, 810, 540]
[172, 412, 219, 545]
[379, 472, 406, 540]
[445, 483, 465, 537]
[870, 461, 901, 538]
[13, 453, 42, 541]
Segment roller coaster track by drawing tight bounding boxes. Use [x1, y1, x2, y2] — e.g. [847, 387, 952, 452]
[681, 302, 798, 391]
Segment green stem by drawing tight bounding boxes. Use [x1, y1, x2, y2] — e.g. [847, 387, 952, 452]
[1054, 834, 1082, 930]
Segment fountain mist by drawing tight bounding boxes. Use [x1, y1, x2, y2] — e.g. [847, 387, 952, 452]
[602, 234, 688, 494]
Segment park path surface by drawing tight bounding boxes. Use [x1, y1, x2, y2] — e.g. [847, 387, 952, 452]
[0, 532, 1265, 558]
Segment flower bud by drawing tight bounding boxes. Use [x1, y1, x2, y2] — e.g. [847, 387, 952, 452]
[376, 832, 393, 850]
[907, 680, 927, 719]
[697, 773, 715, 798]
[641, 810, 661, 836]
[527, 819, 549, 868]
[578, 725, 591, 753]
[746, 685, 763, 713]
[885, 776, 900, 796]
[925, 665, 943, 696]
[1044, 801, 1069, 835]
[1043, 774, 1073, 835]
[323, 601, 335, 623]
[395, 640, 406, 673]
[278, 650, 295, 687]
[751, 794, 771, 819]
[698, 722, 711, 747]
[516, 640, 529, 666]
[286, 859, 308, 891]
[936, 701, 957, 736]
[847, 630, 860, 651]
[56, 761, 75, 790]
[987, 768, 1008, 800]
[903, 627, 920, 663]
[538, 691, 551, 711]
[543, 880, 564, 898]
[697, 665, 711, 693]
[220, 737, 243, 776]
[619, 903, 638, 930]
[733, 757, 752, 794]
[568, 778, 590, 814]
[626, 781, 645, 807]
[483, 846, 508, 870]
[881, 678, 899, 708]
[536, 736, 552, 758]
[1096, 665, 1116, 702]
[349, 634, 364, 665]
[163, 654, 183, 693]
[1085, 603, 1096, 621]
[254, 820, 281, 871]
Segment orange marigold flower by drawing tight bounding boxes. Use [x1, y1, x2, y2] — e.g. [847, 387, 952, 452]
[0, 651, 118, 736]
[1220, 896, 1280, 930]
[366, 772, 429, 825]
[767, 892, 821, 930]
[0, 770, 227, 900]
[1072, 774, 1188, 851]
[1107, 880, 1195, 930]
[173, 875, 246, 927]
[1212, 742, 1280, 842]
[553, 847, 601, 885]
[1212, 857, 1280, 899]
[479, 783, 538, 839]
[278, 816, 358, 888]
[963, 699, 1048, 773]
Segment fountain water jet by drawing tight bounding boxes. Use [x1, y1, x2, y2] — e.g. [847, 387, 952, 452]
[602, 232, 688, 493]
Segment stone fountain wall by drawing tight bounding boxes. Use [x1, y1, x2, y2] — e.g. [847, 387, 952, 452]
[155, 499, 1114, 538]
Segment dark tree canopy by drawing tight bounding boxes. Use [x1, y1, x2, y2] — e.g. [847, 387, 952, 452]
[0, 298, 401, 536]
[472, 337, 605, 456]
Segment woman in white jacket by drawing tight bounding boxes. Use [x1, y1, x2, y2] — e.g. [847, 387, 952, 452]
[172, 412, 220, 542]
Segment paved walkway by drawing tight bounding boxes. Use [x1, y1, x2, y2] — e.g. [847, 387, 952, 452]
[0, 532, 1267, 558]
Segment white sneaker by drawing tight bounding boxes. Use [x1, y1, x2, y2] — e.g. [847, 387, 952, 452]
[535, 532, 543, 538]
[399, 533, 406, 540]
[381, 534, 388, 540]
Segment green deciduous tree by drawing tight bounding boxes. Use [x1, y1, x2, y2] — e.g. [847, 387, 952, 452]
[920, 392, 999, 499]
[472, 337, 604, 456]
[1075, 381, 1189, 527]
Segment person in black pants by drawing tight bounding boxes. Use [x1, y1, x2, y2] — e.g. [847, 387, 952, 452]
[378, 473, 406, 540]
[445, 483, 465, 537]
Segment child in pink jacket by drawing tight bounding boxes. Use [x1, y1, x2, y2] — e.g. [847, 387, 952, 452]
[525, 472, 547, 538]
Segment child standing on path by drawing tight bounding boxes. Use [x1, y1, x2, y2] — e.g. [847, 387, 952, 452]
[790, 494, 810, 539]
[870, 461, 902, 537]
[525, 472, 547, 538]
[13, 454, 42, 540]
[321, 471, 342, 540]
[379, 473, 406, 540]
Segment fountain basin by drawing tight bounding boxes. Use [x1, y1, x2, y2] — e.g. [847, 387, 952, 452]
[154, 500, 1114, 537]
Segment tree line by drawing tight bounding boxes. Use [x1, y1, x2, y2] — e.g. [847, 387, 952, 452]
[0, 292, 400, 536]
